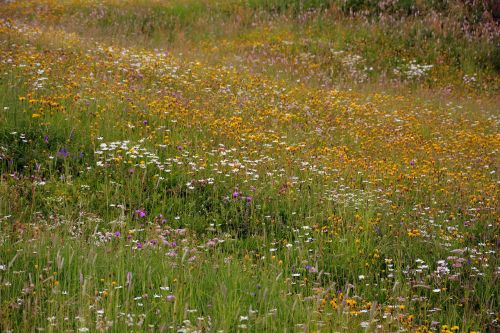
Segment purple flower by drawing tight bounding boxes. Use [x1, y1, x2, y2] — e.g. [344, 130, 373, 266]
[232, 191, 239, 199]
[135, 209, 146, 218]
[137, 242, 143, 249]
[143, 120, 148, 125]
[43, 135, 49, 144]
[166, 294, 175, 302]
[155, 214, 167, 224]
[57, 148, 69, 157]
[246, 196, 252, 203]
[115, 231, 121, 237]
[410, 160, 415, 166]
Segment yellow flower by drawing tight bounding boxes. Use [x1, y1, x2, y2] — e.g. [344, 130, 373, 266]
[346, 299, 356, 307]
[407, 229, 421, 237]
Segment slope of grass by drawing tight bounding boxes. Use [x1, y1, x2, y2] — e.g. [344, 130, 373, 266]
[0, 1, 498, 332]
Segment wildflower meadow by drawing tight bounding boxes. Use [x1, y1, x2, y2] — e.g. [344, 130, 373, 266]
[0, 1, 498, 332]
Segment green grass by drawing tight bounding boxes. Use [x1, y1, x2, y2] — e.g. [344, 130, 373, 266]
[0, 1, 498, 332]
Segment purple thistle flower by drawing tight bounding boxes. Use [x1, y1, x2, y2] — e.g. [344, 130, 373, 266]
[114, 231, 121, 237]
[166, 294, 175, 302]
[43, 135, 49, 144]
[135, 209, 146, 218]
[232, 191, 239, 199]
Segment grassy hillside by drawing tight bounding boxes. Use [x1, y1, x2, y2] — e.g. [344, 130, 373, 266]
[0, 1, 498, 332]
[2, 0, 499, 93]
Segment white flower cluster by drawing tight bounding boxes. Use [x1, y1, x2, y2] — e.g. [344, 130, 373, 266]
[394, 60, 433, 80]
